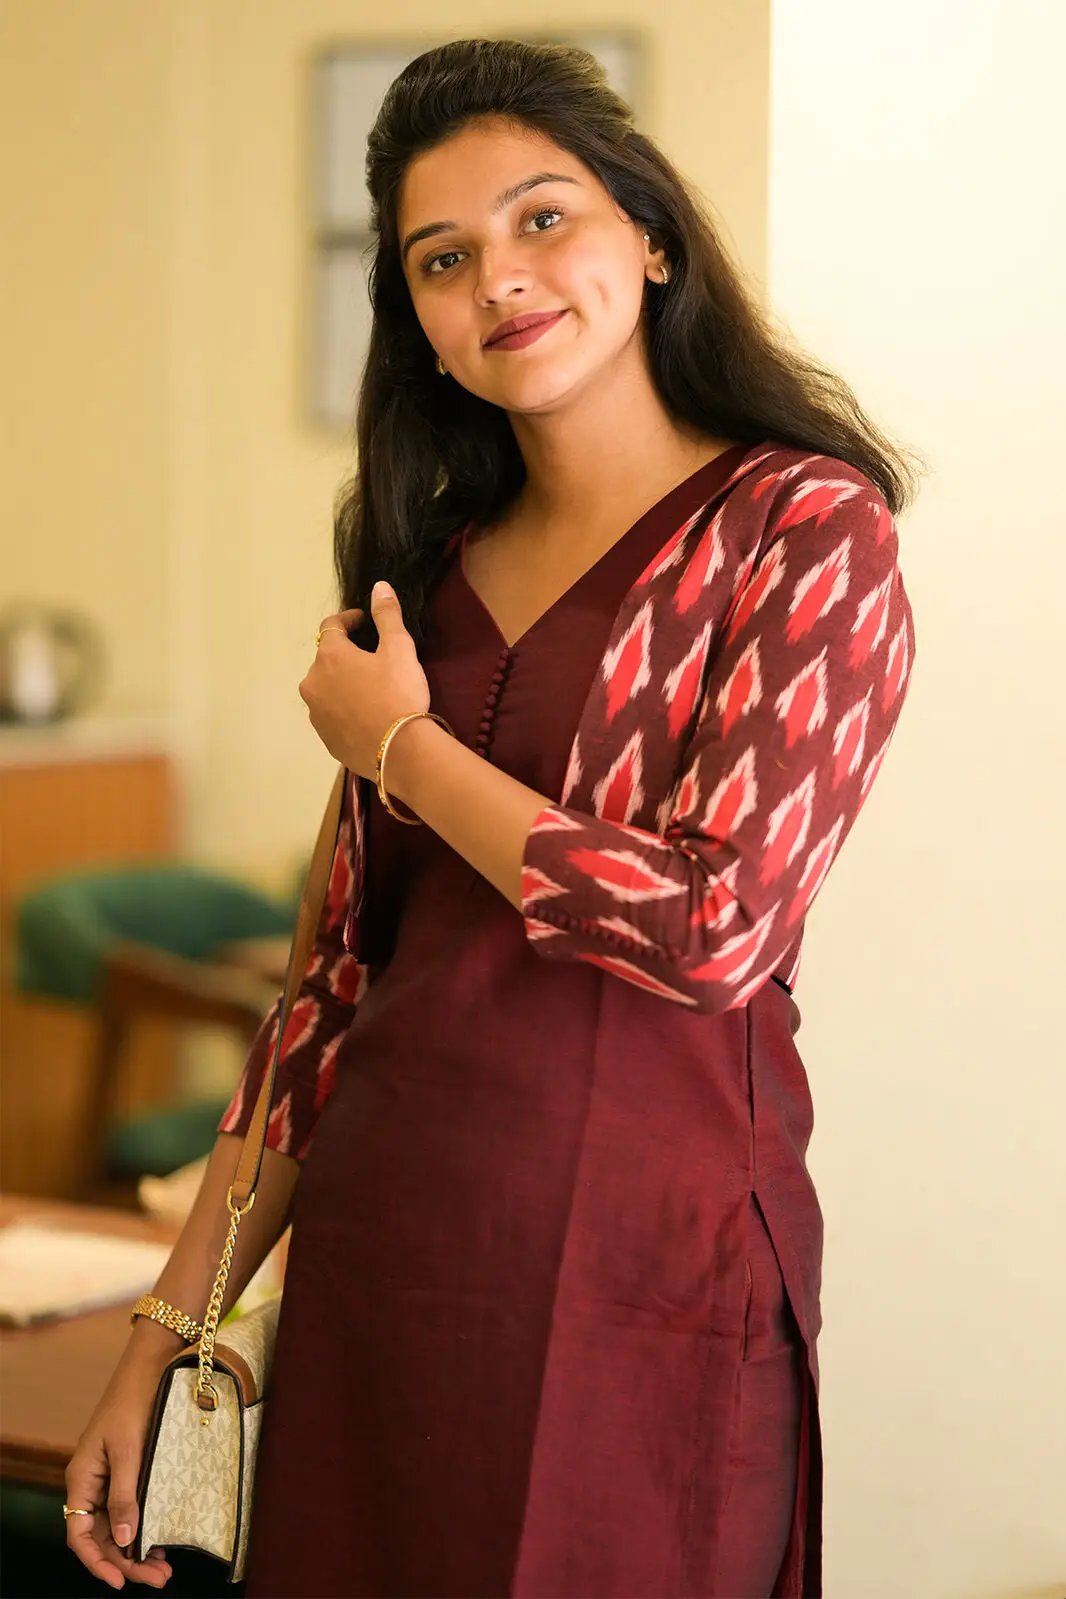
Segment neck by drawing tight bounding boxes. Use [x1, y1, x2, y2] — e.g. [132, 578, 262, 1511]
[503, 332, 735, 538]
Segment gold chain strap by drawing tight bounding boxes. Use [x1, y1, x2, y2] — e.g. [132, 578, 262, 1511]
[194, 1186, 256, 1422]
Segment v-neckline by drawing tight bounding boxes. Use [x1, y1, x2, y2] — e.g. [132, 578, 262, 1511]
[457, 443, 751, 653]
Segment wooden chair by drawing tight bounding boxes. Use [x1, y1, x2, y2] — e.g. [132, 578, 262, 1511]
[81, 940, 278, 1207]
[10, 864, 295, 1207]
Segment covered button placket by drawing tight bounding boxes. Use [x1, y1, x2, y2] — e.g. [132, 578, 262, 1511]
[475, 645, 516, 761]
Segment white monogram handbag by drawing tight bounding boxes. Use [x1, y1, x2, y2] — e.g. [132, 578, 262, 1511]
[134, 764, 348, 1582]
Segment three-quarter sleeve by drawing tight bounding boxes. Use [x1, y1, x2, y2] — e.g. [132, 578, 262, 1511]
[216, 774, 369, 1161]
[520, 485, 916, 1011]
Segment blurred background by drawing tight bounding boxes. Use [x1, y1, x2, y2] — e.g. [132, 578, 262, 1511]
[1, 3, 1063, 1597]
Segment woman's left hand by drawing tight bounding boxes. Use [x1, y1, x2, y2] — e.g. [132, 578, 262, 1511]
[299, 581, 430, 780]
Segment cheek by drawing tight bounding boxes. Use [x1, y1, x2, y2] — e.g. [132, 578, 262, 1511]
[407, 291, 436, 338]
[557, 238, 639, 304]
[571, 257, 645, 326]
[556, 237, 606, 287]
[414, 292, 466, 354]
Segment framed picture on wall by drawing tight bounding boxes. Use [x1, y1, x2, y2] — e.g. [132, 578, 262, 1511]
[307, 32, 645, 432]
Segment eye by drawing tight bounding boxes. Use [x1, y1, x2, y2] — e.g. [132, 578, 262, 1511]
[523, 205, 564, 234]
[422, 206, 566, 275]
[424, 249, 464, 276]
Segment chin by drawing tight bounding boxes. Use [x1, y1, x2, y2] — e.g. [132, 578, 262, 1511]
[490, 358, 587, 409]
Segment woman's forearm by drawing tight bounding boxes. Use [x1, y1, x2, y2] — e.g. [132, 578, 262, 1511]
[383, 714, 547, 910]
[125, 1132, 299, 1368]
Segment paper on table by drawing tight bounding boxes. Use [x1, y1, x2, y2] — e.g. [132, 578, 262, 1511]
[0, 1221, 171, 1327]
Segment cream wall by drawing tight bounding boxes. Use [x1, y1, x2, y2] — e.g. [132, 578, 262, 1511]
[3, 8, 173, 727]
[4, 3, 1062, 1596]
[769, 1, 1065, 1596]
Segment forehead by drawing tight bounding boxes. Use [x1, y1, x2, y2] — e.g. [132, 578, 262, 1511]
[397, 119, 590, 229]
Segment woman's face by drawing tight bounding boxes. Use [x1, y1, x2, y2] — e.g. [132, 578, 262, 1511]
[397, 117, 661, 414]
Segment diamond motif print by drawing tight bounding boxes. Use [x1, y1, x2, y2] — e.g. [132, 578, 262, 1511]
[217, 444, 916, 1147]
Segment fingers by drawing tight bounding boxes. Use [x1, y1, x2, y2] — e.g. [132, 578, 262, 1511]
[100, 1523, 173, 1589]
[67, 1512, 124, 1589]
[67, 1510, 172, 1590]
[317, 587, 408, 645]
[315, 607, 365, 649]
[106, 1446, 140, 1554]
[66, 1447, 122, 1586]
[318, 607, 364, 629]
[101, 1439, 171, 1588]
[370, 580, 401, 627]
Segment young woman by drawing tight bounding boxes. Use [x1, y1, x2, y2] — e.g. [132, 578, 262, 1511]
[66, 37, 921, 1599]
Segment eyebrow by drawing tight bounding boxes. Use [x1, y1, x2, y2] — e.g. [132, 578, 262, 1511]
[400, 172, 581, 265]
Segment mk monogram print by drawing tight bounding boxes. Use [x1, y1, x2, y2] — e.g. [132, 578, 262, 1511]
[219, 445, 915, 1159]
[137, 1297, 281, 1581]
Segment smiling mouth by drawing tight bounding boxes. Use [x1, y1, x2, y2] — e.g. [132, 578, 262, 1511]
[483, 310, 569, 351]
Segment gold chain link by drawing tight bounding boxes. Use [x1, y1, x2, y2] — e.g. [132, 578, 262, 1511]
[194, 1187, 255, 1421]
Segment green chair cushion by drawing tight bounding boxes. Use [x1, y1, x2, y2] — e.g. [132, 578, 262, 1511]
[104, 1096, 233, 1179]
[13, 864, 295, 1003]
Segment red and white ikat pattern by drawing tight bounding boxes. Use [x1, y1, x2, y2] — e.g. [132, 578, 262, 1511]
[219, 444, 915, 1159]
[216, 777, 370, 1162]
[519, 455, 915, 1010]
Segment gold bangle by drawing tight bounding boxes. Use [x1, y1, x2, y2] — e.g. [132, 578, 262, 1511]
[130, 1292, 205, 1344]
[375, 711, 454, 825]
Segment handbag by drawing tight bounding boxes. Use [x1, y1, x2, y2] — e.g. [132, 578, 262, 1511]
[134, 764, 348, 1582]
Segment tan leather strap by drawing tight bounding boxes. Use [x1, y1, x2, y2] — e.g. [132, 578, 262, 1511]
[229, 762, 348, 1206]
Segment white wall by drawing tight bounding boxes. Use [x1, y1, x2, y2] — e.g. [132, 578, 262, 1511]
[769, 2, 1065, 1594]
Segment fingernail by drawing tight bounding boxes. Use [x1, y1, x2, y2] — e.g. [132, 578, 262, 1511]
[373, 580, 391, 598]
[115, 1522, 132, 1545]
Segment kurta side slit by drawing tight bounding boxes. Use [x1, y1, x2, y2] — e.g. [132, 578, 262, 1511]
[241, 445, 822, 1598]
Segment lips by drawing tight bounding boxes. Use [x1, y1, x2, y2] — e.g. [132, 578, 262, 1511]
[484, 310, 567, 348]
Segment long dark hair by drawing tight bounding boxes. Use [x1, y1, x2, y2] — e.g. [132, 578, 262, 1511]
[335, 37, 926, 650]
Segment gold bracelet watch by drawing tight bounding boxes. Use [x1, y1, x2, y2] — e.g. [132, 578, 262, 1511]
[130, 1292, 205, 1344]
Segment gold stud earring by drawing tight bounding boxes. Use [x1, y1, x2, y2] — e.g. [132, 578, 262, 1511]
[435, 354, 446, 376]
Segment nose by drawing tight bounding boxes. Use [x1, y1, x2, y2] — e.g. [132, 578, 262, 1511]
[473, 248, 534, 305]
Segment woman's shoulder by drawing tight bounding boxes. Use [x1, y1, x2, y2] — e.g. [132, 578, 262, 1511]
[740, 440, 892, 512]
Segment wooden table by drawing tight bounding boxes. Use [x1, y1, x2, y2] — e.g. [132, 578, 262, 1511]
[0, 1195, 181, 1489]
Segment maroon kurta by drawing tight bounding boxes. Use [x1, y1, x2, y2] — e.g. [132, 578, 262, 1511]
[239, 448, 820, 1597]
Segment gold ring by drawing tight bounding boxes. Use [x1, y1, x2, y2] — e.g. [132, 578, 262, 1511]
[62, 1504, 98, 1518]
[315, 625, 348, 647]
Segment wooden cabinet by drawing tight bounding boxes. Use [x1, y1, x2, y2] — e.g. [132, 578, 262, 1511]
[0, 721, 177, 1197]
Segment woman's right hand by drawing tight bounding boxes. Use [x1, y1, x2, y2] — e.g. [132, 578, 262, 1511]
[64, 1340, 176, 1592]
